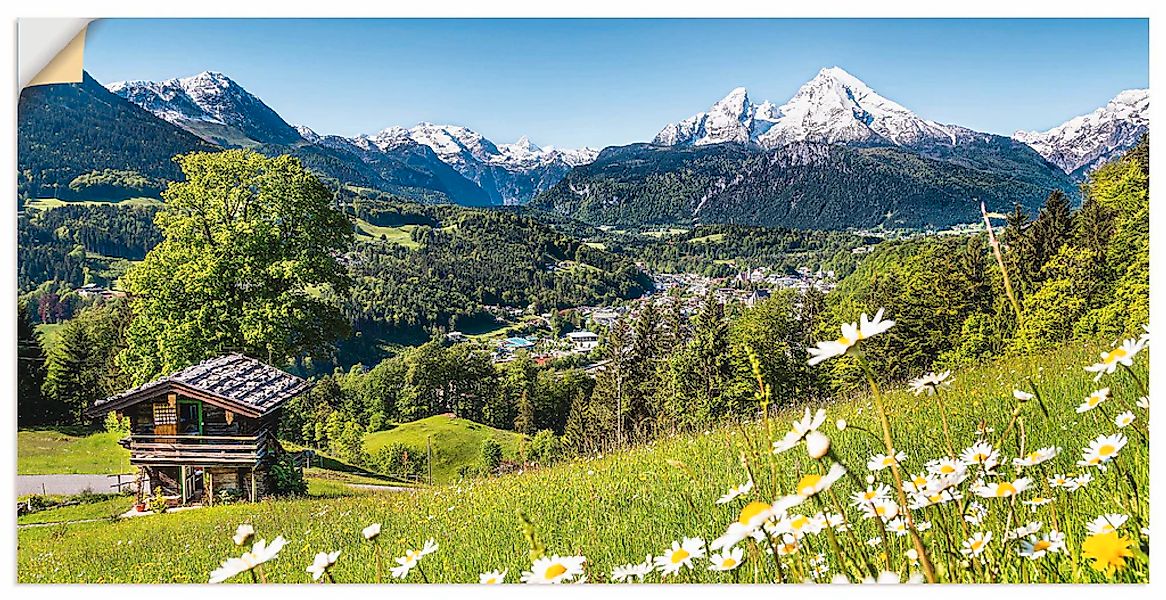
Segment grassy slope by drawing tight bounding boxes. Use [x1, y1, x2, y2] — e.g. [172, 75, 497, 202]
[18, 496, 136, 526]
[364, 415, 523, 484]
[16, 340, 1148, 583]
[25, 197, 162, 210]
[17, 430, 132, 475]
[353, 219, 421, 249]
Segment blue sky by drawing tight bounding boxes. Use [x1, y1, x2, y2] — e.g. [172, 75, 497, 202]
[84, 18, 1148, 149]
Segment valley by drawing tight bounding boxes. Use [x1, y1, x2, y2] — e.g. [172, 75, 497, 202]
[14, 31, 1151, 585]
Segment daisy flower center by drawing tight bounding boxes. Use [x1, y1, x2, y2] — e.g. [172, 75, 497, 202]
[797, 474, 822, 495]
[996, 482, 1017, 496]
[671, 549, 690, 564]
[545, 563, 568, 579]
[1033, 540, 1051, 552]
[739, 501, 770, 525]
[722, 557, 737, 568]
[940, 465, 956, 474]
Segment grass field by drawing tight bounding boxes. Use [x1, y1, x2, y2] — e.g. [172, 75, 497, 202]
[17, 430, 132, 475]
[689, 232, 727, 244]
[16, 338, 1149, 583]
[25, 197, 162, 211]
[18, 495, 136, 526]
[364, 415, 524, 484]
[353, 219, 421, 249]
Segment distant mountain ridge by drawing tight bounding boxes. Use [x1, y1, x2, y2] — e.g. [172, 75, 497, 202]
[108, 72, 599, 205]
[529, 141, 1074, 230]
[108, 71, 303, 146]
[1014, 88, 1149, 178]
[19, 67, 1145, 230]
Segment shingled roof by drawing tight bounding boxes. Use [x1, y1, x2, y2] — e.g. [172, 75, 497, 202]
[86, 354, 310, 419]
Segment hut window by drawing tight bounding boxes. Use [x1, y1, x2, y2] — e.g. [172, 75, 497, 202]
[152, 401, 177, 426]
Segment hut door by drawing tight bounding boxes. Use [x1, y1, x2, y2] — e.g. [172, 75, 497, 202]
[152, 394, 178, 436]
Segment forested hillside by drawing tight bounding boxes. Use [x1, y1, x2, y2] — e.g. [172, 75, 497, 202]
[337, 203, 652, 330]
[531, 142, 1077, 229]
[17, 74, 214, 202]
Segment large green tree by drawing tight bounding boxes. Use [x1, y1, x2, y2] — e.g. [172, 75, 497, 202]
[118, 150, 353, 383]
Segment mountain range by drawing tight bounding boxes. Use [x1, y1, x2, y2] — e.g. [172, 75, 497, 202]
[17, 67, 1147, 229]
[1014, 88, 1149, 178]
[107, 72, 597, 206]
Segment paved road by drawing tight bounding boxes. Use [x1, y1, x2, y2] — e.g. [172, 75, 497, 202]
[17, 473, 130, 496]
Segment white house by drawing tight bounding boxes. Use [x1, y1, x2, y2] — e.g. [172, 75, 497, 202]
[566, 330, 600, 353]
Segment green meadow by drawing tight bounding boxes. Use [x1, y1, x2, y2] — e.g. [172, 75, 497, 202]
[16, 340, 1148, 583]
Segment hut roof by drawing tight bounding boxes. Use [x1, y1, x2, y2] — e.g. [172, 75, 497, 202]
[85, 354, 309, 419]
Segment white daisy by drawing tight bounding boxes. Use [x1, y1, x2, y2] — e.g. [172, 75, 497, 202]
[707, 546, 745, 572]
[960, 531, 992, 557]
[1012, 446, 1060, 468]
[1115, 411, 1136, 428]
[868, 450, 906, 472]
[521, 555, 587, 584]
[1078, 434, 1128, 467]
[209, 536, 289, 584]
[910, 370, 953, 396]
[716, 480, 754, 505]
[807, 308, 894, 365]
[1085, 338, 1145, 381]
[974, 477, 1031, 498]
[1085, 514, 1129, 535]
[307, 550, 341, 582]
[479, 569, 508, 584]
[655, 537, 706, 576]
[1018, 530, 1065, 560]
[1077, 388, 1110, 413]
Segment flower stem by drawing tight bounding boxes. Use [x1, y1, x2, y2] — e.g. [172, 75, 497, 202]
[856, 351, 937, 583]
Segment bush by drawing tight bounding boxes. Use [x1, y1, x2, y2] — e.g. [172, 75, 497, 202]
[371, 442, 427, 480]
[269, 454, 308, 497]
[480, 439, 503, 474]
[104, 411, 131, 437]
[528, 429, 561, 465]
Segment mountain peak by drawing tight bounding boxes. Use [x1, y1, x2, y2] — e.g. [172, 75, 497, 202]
[107, 71, 302, 146]
[655, 66, 957, 149]
[1014, 88, 1149, 176]
[513, 135, 540, 152]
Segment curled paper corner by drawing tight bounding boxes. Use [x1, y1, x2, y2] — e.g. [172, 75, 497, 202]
[19, 18, 94, 89]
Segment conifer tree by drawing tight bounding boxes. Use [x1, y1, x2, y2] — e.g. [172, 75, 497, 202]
[17, 303, 47, 426]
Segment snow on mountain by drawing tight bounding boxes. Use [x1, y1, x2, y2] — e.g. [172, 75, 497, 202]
[107, 71, 302, 146]
[654, 67, 963, 149]
[653, 87, 780, 146]
[1014, 89, 1149, 176]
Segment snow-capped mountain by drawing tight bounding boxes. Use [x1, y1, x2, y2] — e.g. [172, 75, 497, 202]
[653, 87, 780, 146]
[402, 123, 599, 204]
[1014, 89, 1149, 177]
[109, 72, 598, 205]
[653, 67, 964, 149]
[107, 71, 302, 146]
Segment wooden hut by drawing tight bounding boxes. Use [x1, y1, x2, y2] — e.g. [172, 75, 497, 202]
[84, 354, 309, 505]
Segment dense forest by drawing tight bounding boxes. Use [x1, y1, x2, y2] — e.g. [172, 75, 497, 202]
[336, 203, 651, 332]
[18, 203, 160, 295]
[530, 141, 1077, 229]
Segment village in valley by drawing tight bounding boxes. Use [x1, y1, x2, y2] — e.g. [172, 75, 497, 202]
[463, 264, 836, 367]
